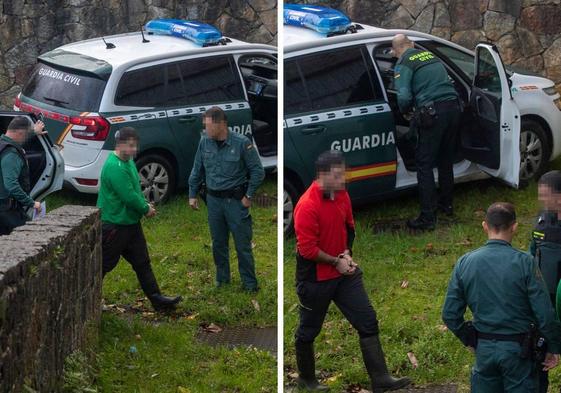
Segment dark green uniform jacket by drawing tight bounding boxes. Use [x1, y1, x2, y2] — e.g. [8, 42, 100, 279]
[188, 131, 265, 199]
[442, 239, 561, 353]
[529, 211, 561, 313]
[394, 47, 458, 113]
[0, 134, 33, 207]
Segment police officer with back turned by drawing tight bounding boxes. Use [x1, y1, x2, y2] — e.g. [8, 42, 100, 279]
[392, 34, 461, 230]
[443, 202, 561, 391]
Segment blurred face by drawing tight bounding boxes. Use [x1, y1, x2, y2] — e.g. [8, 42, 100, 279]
[538, 183, 561, 212]
[318, 164, 346, 192]
[203, 116, 227, 140]
[8, 128, 30, 144]
[116, 138, 138, 160]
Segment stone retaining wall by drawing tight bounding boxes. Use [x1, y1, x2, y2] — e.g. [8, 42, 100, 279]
[0, 205, 102, 392]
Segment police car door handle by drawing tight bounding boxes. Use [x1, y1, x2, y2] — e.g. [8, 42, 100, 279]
[301, 125, 326, 135]
[178, 116, 197, 124]
[475, 95, 482, 114]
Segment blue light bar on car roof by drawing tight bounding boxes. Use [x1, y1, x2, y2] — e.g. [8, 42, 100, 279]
[144, 19, 222, 46]
[284, 4, 352, 34]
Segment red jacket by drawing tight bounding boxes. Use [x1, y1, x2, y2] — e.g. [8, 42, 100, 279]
[294, 181, 355, 281]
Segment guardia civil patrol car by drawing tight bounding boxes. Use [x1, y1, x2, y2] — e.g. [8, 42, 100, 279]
[15, 19, 277, 203]
[283, 4, 561, 233]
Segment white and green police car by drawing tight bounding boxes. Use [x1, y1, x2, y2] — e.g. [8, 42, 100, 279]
[15, 19, 277, 203]
[283, 4, 561, 233]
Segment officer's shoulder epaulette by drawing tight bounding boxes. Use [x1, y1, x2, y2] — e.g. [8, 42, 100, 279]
[230, 131, 249, 142]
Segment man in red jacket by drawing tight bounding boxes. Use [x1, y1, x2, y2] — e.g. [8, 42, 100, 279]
[293, 150, 410, 392]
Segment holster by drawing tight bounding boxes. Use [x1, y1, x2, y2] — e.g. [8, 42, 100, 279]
[414, 102, 437, 129]
[459, 320, 477, 349]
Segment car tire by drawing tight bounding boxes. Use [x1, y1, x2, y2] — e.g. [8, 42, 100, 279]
[136, 154, 176, 204]
[284, 178, 301, 237]
[519, 119, 550, 183]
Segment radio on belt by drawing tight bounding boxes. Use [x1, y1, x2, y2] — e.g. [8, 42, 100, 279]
[283, 4, 352, 34]
[145, 19, 222, 46]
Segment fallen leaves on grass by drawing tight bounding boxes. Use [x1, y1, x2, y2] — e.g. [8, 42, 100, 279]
[455, 238, 472, 247]
[251, 299, 261, 312]
[201, 323, 223, 333]
[400, 280, 409, 289]
[437, 324, 448, 332]
[407, 351, 418, 369]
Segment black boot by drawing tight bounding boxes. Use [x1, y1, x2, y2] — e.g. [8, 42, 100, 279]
[360, 336, 411, 392]
[406, 214, 435, 230]
[295, 341, 329, 391]
[137, 267, 182, 312]
[149, 293, 182, 312]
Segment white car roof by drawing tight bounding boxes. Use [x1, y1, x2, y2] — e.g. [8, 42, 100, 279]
[53, 31, 276, 69]
[284, 23, 474, 56]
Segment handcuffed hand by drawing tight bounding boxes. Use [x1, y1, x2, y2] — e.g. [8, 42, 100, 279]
[145, 204, 157, 218]
[335, 254, 357, 275]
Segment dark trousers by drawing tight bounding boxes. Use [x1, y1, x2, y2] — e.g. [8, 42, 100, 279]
[415, 106, 461, 221]
[0, 207, 26, 235]
[295, 269, 379, 343]
[102, 222, 160, 297]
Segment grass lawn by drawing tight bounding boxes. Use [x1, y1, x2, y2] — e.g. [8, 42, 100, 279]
[46, 176, 278, 393]
[284, 157, 561, 392]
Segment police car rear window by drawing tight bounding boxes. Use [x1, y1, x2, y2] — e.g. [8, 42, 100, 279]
[285, 45, 383, 115]
[22, 62, 107, 112]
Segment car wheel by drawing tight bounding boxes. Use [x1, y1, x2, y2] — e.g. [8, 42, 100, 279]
[519, 119, 550, 182]
[284, 178, 301, 236]
[136, 154, 176, 203]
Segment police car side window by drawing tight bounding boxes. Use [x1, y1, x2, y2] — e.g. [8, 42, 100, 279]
[116, 66, 166, 107]
[175, 55, 245, 105]
[475, 48, 501, 94]
[295, 46, 382, 112]
[285, 60, 312, 115]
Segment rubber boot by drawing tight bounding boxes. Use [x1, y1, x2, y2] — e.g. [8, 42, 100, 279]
[360, 336, 411, 392]
[137, 267, 182, 312]
[295, 341, 329, 391]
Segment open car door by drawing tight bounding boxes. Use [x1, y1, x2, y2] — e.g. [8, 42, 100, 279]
[0, 112, 64, 210]
[461, 43, 521, 188]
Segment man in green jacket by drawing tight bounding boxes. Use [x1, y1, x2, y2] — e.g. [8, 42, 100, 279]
[442, 202, 561, 391]
[392, 34, 461, 230]
[188, 107, 265, 291]
[97, 127, 181, 311]
[0, 116, 44, 235]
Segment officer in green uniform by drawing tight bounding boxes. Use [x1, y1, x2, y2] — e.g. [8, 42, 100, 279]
[188, 107, 265, 291]
[442, 202, 561, 391]
[392, 34, 461, 230]
[529, 170, 561, 393]
[0, 116, 45, 235]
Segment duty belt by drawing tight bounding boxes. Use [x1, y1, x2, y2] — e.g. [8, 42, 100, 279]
[207, 184, 248, 199]
[434, 99, 460, 112]
[477, 331, 525, 344]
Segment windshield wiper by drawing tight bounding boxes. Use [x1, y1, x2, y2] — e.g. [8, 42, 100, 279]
[43, 96, 69, 107]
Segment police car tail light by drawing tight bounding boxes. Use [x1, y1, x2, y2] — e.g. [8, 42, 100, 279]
[284, 4, 352, 34]
[14, 94, 21, 110]
[145, 19, 223, 46]
[70, 116, 110, 141]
